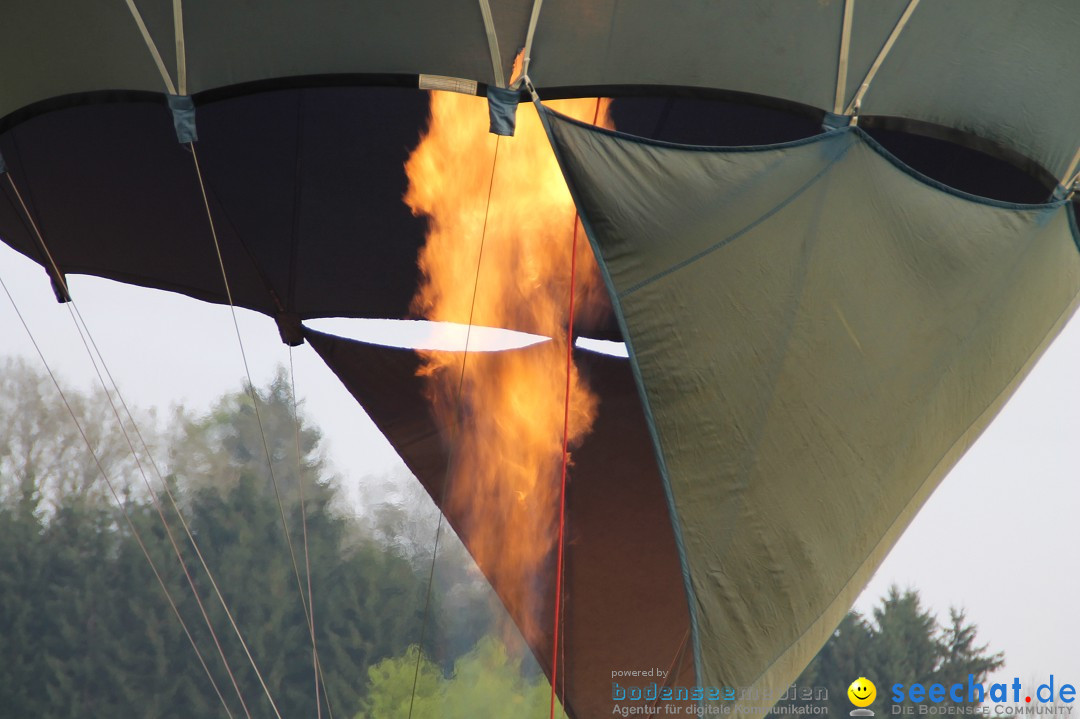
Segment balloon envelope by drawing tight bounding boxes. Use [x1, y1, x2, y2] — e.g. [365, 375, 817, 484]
[1, 3, 1078, 717]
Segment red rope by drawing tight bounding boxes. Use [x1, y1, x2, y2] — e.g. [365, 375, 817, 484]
[550, 98, 602, 719]
[549, 213, 579, 719]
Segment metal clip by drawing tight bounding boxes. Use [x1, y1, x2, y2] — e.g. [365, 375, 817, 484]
[522, 74, 539, 102]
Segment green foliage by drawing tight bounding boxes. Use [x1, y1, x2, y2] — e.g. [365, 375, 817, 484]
[168, 367, 333, 507]
[1, 358, 1006, 719]
[0, 363, 434, 718]
[356, 636, 553, 719]
[770, 587, 1004, 718]
[359, 477, 498, 665]
[0, 477, 47, 713]
[0, 356, 147, 509]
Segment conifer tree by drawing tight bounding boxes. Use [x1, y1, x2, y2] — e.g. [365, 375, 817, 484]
[771, 587, 1004, 718]
[0, 362, 431, 717]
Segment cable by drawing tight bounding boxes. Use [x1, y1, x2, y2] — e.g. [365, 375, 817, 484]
[0, 268, 235, 719]
[407, 131, 502, 719]
[65, 302, 254, 719]
[288, 346, 332, 719]
[190, 142, 341, 719]
[188, 143, 304, 719]
[3, 172, 253, 716]
[549, 97, 603, 719]
[549, 209, 580, 719]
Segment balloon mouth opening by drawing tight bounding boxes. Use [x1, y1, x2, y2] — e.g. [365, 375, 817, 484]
[574, 336, 629, 358]
[607, 94, 1057, 204]
[304, 318, 631, 358]
[304, 318, 549, 352]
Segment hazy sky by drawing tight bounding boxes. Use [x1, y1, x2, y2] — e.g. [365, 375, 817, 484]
[1, 239, 1076, 692]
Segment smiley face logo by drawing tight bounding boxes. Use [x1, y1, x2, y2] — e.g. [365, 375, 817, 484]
[848, 677, 877, 708]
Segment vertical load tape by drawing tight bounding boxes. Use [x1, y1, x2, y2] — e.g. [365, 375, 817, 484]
[487, 86, 520, 137]
[822, 112, 853, 132]
[167, 94, 198, 144]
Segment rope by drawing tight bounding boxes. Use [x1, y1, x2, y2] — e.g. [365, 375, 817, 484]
[834, 0, 855, 115]
[65, 302, 254, 719]
[70, 294, 286, 719]
[513, 0, 546, 89]
[4, 175, 69, 300]
[407, 132, 502, 719]
[0, 269, 234, 719]
[1061, 146, 1080, 193]
[122, 0, 178, 96]
[190, 143, 339, 719]
[548, 199, 580, 719]
[15, 2, 321, 701]
[188, 143, 309, 719]
[845, 0, 921, 115]
[548, 97, 602, 719]
[289, 346, 331, 719]
[3, 171, 252, 716]
[173, 0, 187, 96]
[477, 0, 507, 88]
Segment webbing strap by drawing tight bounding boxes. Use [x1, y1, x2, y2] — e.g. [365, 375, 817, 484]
[845, 0, 921, 115]
[122, 0, 177, 95]
[173, 0, 187, 95]
[1061, 146, 1080, 195]
[477, 0, 506, 88]
[834, 0, 855, 115]
[513, 0, 545, 89]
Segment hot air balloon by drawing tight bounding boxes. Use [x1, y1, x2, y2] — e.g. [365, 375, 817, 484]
[1, 2, 1078, 718]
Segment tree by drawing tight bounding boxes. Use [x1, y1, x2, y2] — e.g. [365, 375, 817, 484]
[0, 465, 47, 716]
[0, 360, 433, 718]
[356, 636, 552, 719]
[167, 367, 335, 509]
[359, 477, 499, 664]
[0, 356, 154, 510]
[771, 587, 1004, 717]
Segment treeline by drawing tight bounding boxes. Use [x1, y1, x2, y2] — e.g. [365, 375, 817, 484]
[769, 588, 1004, 718]
[0, 358, 1005, 718]
[0, 359, 501, 718]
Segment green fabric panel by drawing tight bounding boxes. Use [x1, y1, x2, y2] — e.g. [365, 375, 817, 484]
[178, 0, 512, 91]
[0, 1, 167, 114]
[0, 0, 523, 118]
[542, 109, 1080, 709]
[856, 0, 1080, 180]
[841, 0, 913, 109]
[4, 2, 1077, 179]
[527, 0, 1078, 177]
[529, 0, 847, 111]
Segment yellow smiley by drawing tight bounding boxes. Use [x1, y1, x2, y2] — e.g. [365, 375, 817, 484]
[848, 677, 876, 707]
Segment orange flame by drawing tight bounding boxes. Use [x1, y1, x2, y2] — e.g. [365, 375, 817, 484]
[405, 91, 612, 642]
